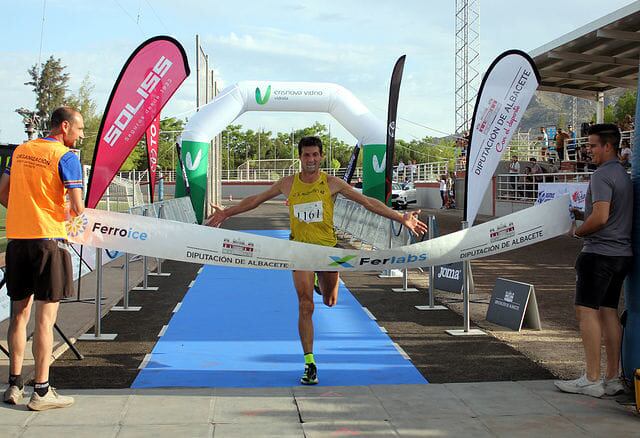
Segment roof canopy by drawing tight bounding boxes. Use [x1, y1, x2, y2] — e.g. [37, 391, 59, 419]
[530, 1, 640, 100]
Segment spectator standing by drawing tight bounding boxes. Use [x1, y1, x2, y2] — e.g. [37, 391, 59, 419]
[539, 126, 549, 147]
[447, 172, 456, 209]
[555, 124, 632, 398]
[554, 128, 570, 163]
[577, 144, 590, 172]
[619, 139, 632, 169]
[396, 159, 405, 182]
[538, 126, 549, 159]
[530, 157, 543, 195]
[439, 174, 447, 209]
[408, 160, 417, 181]
[0, 107, 85, 410]
[508, 155, 520, 199]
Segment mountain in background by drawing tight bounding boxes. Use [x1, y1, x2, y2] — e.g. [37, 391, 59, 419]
[519, 89, 627, 135]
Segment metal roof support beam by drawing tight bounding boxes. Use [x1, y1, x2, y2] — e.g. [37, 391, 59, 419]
[596, 29, 640, 41]
[542, 70, 638, 89]
[538, 85, 600, 100]
[548, 51, 638, 67]
[596, 91, 604, 123]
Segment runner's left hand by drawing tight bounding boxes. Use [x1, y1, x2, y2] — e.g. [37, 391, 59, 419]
[401, 210, 428, 237]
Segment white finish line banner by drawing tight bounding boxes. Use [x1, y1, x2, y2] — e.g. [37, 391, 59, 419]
[66, 196, 571, 272]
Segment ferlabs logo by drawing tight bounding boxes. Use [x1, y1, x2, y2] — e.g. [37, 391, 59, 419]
[255, 85, 272, 105]
[65, 214, 89, 238]
[329, 255, 357, 268]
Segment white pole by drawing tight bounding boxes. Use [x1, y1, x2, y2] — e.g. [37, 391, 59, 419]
[445, 220, 486, 335]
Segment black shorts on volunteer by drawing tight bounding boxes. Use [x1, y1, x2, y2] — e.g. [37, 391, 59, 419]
[575, 252, 632, 309]
[6, 239, 75, 302]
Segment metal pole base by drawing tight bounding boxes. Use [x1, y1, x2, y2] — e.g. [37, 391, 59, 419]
[62, 297, 107, 304]
[392, 287, 419, 293]
[379, 269, 403, 278]
[445, 328, 487, 336]
[111, 306, 142, 312]
[415, 305, 448, 311]
[131, 286, 159, 291]
[78, 333, 118, 341]
[148, 272, 171, 277]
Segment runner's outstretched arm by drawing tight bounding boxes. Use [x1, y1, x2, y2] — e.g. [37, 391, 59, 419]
[333, 178, 427, 236]
[205, 178, 285, 227]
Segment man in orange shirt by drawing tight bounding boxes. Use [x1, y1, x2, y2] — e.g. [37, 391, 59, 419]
[0, 107, 84, 410]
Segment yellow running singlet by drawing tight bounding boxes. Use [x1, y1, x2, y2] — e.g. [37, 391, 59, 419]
[288, 172, 337, 247]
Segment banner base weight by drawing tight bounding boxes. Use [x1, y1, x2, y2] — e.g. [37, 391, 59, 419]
[445, 328, 486, 336]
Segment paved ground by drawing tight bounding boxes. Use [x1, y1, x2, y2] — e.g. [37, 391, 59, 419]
[1, 381, 638, 437]
[1, 200, 638, 436]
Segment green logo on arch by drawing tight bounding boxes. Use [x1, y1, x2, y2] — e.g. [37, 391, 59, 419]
[255, 85, 272, 105]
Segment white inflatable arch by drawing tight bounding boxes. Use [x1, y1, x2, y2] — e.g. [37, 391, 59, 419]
[177, 81, 387, 223]
[181, 81, 385, 145]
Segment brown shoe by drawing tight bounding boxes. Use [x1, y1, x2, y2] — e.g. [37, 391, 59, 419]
[27, 387, 74, 411]
[3, 385, 25, 405]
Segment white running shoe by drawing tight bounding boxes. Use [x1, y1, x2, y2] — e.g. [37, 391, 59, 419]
[554, 374, 604, 398]
[27, 387, 74, 411]
[3, 385, 24, 405]
[603, 376, 626, 396]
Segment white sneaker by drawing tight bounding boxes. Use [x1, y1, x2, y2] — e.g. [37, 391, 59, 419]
[27, 387, 74, 411]
[3, 385, 24, 405]
[603, 376, 625, 396]
[554, 374, 604, 398]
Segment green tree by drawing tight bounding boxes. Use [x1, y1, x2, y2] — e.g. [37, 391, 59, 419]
[66, 75, 102, 165]
[614, 91, 636, 124]
[604, 105, 616, 123]
[25, 56, 70, 129]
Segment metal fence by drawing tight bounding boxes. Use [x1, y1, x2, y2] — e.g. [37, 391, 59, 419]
[118, 160, 450, 184]
[333, 196, 414, 250]
[504, 129, 634, 163]
[496, 171, 594, 201]
[129, 196, 197, 224]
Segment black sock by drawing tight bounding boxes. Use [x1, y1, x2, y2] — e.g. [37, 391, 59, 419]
[8, 374, 23, 390]
[34, 382, 49, 397]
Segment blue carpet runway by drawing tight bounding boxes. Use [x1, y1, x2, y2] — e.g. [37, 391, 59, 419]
[133, 230, 427, 388]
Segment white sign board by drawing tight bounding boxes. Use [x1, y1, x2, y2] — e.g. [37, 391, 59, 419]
[536, 182, 588, 211]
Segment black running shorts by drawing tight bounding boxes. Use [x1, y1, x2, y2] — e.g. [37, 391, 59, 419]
[6, 239, 75, 302]
[575, 252, 632, 309]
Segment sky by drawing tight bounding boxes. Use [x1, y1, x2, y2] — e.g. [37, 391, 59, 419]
[0, 0, 636, 146]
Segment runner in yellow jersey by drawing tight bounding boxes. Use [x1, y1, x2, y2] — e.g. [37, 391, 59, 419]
[207, 136, 427, 385]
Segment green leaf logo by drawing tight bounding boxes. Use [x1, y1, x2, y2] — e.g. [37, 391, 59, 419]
[329, 255, 357, 268]
[255, 85, 271, 105]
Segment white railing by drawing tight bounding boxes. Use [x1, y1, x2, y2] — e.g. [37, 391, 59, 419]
[504, 129, 634, 163]
[496, 172, 594, 202]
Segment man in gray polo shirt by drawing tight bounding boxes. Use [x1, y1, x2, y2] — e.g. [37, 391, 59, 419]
[555, 124, 632, 398]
